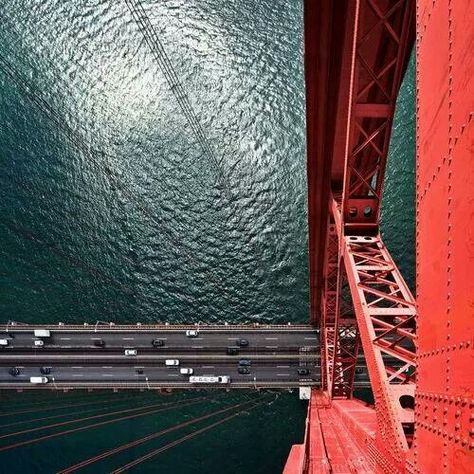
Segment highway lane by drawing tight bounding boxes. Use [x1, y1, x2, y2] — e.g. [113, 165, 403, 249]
[0, 362, 317, 382]
[0, 329, 319, 352]
[0, 363, 372, 389]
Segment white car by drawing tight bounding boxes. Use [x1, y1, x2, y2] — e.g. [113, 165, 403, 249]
[30, 376, 48, 384]
[180, 368, 194, 375]
[34, 339, 44, 347]
[185, 330, 199, 337]
[165, 359, 179, 366]
[124, 349, 137, 356]
[0, 339, 9, 346]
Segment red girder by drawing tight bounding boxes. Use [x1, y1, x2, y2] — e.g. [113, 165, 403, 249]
[287, 0, 473, 473]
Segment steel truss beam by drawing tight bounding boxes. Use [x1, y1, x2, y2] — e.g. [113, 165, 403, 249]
[334, 201, 416, 465]
[341, 0, 414, 235]
[318, 0, 415, 468]
[321, 217, 361, 398]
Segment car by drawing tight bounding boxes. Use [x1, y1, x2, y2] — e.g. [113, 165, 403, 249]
[355, 367, 364, 374]
[227, 347, 239, 355]
[238, 359, 251, 366]
[30, 376, 48, 384]
[297, 368, 310, 376]
[180, 368, 194, 375]
[40, 367, 51, 375]
[93, 339, 105, 347]
[8, 367, 20, 376]
[0, 339, 9, 346]
[124, 349, 137, 356]
[152, 339, 164, 347]
[237, 339, 249, 347]
[238, 367, 250, 375]
[34, 339, 44, 347]
[185, 330, 199, 338]
[136, 368, 144, 375]
[165, 359, 179, 366]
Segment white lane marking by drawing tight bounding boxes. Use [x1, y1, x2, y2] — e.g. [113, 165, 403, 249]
[72, 374, 84, 377]
[102, 366, 113, 369]
[60, 337, 72, 340]
[277, 373, 290, 377]
[17, 366, 24, 369]
[201, 366, 214, 369]
[102, 374, 114, 377]
[304, 337, 317, 340]
[134, 366, 145, 369]
[227, 337, 238, 340]
[168, 374, 179, 377]
[72, 366, 83, 369]
[192, 346, 204, 349]
[277, 365, 290, 368]
[122, 337, 134, 340]
[265, 337, 278, 340]
[265, 346, 278, 349]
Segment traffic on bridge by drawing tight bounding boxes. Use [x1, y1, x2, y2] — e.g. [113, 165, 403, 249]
[0, 323, 322, 390]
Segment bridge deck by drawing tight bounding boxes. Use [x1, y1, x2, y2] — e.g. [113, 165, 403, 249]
[1, 324, 323, 390]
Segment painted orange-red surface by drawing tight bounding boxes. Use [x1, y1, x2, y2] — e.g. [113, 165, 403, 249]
[414, 0, 474, 472]
[285, 0, 473, 472]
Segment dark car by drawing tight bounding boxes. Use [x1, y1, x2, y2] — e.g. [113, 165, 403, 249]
[297, 368, 310, 376]
[152, 339, 164, 347]
[94, 339, 105, 347]
[136, 368, 144, 375]
[355, 367, 364, 374]
[238, 367, 250, 375]
[227, 347, 239, 355]
[239, 359, 251, 366]
[237, 339, 249, 347]
[8, 367, 20, 376]
[40, 367, 51, 375]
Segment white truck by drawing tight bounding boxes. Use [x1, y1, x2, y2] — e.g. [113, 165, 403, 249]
[34, 329, 51, 338]
[189, 376, 230, 384]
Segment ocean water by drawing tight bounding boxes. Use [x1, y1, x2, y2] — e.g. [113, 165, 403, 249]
[0, 1, 415, 472]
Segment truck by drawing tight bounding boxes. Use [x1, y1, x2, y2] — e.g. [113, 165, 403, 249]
[34, 329, 51, 338]
[189, 376, 230, 384]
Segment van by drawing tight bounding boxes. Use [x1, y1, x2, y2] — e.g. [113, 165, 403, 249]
[180, 368, 193, 375]
[165, 359, 179, 366]
[34, 339, 44, 347]
[0, 339, 9, 346]
[34, 330, 51, 338]
[30, 376, 48, 384]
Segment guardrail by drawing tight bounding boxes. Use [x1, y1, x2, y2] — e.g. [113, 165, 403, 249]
[3, 322, 317, 332]
[0, 380, 321, 390]
[0, 381, 376, 391]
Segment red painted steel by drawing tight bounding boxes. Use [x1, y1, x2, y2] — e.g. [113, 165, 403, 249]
[414, 0, 474, 472]
[340, 0, 414, 236]
[286, 0, 473, 472]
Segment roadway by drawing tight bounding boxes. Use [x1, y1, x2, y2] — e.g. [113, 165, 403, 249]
[0, 324, 320, 389]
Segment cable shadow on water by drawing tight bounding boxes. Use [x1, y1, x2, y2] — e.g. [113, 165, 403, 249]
[0, 394, 168, 431]
[0, 46, 237, 312]
[58, 394, 271, 473]
[110, 397, 269, 473]
[0, 396, 207, 452]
